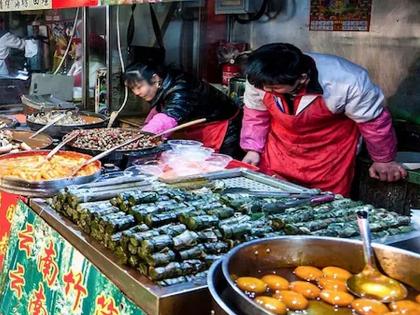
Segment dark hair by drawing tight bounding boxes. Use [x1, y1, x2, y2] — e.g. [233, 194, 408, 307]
[246, 43, 311, 88]
[123, 62, 168, 88]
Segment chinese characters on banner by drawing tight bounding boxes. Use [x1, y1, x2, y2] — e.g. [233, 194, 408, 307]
[310, 0, 372, 31]
[0, 0, 51, 11]
[0, 201, 146, 315]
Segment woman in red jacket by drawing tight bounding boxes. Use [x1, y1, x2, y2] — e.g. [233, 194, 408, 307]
[241, 43, 406, 196]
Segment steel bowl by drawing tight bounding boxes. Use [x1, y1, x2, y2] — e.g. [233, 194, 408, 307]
[0, 150, 101, 197]
[26, 111, 108, 138]
[219, 236, 420, 315]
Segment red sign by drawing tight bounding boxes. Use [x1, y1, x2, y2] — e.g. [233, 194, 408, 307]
[0, 192, 23, 270]
[52, 0, 98, 9]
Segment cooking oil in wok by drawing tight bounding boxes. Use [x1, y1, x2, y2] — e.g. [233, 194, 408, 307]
[238, 267, 420, 315]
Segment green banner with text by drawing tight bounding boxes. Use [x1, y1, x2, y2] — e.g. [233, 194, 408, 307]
[0, 201, 145, 315]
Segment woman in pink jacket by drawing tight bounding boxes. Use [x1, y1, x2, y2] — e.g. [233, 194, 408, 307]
[241, 43, 406, 196]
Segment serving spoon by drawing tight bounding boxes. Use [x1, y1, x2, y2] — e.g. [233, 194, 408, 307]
[346, 210, 408, 302]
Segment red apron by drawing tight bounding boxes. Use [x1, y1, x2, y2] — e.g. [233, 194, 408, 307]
[259, 93, 359, 196]
[180, 119, 229, 152]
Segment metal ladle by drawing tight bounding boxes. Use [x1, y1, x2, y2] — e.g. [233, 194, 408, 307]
[346, 210, 408, 302]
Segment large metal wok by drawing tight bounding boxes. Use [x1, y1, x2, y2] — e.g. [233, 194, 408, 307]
[26, 110, 108, 138]
[208, 236, 420, 315]
[0, 150, 101, 197]
[65, 128, 167, 167]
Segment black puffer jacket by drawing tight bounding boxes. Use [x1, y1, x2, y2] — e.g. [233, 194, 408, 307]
[150, 70, 243, 158]
[151, 70, 238, 122]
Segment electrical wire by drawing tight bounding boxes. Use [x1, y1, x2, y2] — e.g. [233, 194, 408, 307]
[107, 5, 129, 127]
[53, 8, 79, 75]
[234, 0, 269, 24]
[116, 5, 129, 116]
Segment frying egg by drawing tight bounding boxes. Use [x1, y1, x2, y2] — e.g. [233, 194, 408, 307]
[294, 266, 323, 281]
[318, 277, 348, 292]
[319, 289, 354, 307]
[255, 296, 287, 315]
[389, 300, 420, 313]
[289, 281, 321, 299]
[236, 277, 267, 294]
[273, 290, 309, 310]
[322, 266, 353, 281]
[351, 298, 389, 315]
[261, 275, 289, 291]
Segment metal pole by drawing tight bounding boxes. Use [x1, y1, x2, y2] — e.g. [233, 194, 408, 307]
[82, 7, 89, 110]
[106, 5, 112, 112]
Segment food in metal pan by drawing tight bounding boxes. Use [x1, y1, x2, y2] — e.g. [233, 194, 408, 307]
[28, 110, 103, 126]
[49, 185, 414, 288]
[66, 128, 160, 151]
[235, 265, 420, 315]
[0, 153, 99, 181]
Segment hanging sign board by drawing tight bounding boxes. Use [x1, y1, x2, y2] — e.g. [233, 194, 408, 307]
[0, 0, 51, 11]
[52, 0, 98, 9]
[0, 0, 98, 11]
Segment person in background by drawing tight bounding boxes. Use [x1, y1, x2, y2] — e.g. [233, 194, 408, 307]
[123, 62, 243, 158]
[0, 16, 25, 76]
[241, 43, 406, 196]
[68, 33, 105, 89]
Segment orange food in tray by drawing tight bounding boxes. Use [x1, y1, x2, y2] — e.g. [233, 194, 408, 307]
[0, 153, 99, 181]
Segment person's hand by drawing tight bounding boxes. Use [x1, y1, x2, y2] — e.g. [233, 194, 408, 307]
[242, 151, 261, 166]
[369, 161, 407, 182]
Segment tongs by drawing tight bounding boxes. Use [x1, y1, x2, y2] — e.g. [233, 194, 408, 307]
[221, 187, 321, 199]
[35, 132, 80, 169]
[71, 118, 206, 176]
[29, 112, 66, 139]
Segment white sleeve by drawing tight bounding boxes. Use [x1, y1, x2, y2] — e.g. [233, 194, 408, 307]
[4, 33, 25, 50]
[244, 80, 267, 111]
[344, 69, 384, 123]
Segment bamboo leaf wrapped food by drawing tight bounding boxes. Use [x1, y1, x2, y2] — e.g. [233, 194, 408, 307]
[155, 223, 187, 237]
[104, 215, 136, 234]
[144, 212, 179, 227]
[115, 246, 129, 265]
[202, 241, 229, 254]
[138, 263, 149, 276]
[149, 262, 182, 281]
[220, 222, 251, 239]
[178, 210, 206, 224]
[196, 229, 221, 243]
[221, 196, 256, 210]
[178, 245, 205, 260]
[180, 259, 207, 275]
[128, 243, 139, 255]
[141, 235, 174, 254]
[185, 271, 208, 282]
[157, 276, 187, 287]
[173, 230, 199, 250]
[186, 215, 219, 231]
[105, 232, 123, 251]
[145, 249, 177, 267]
[121, 224, 149, 249]
[128, 255, 140, 268]
[190, 201, 224, 212]
[218, 214, 251, 227]
[206, 207, 235, 219]
[130, 230, 161, 247]
[117, 191, 160, 206]
[204, 254, 223, 267]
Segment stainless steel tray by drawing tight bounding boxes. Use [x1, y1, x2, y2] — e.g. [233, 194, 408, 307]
[29, 199, 210, 315]
[161, 168, 319, 194]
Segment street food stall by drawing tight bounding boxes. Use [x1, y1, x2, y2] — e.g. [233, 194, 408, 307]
[1, 1, 420, 315]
